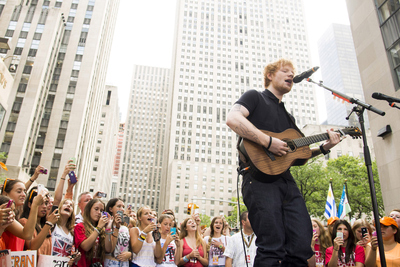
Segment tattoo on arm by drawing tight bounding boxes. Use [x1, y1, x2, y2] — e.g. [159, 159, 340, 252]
[234, 122, 261, 145]
[231, 104, 246, 116]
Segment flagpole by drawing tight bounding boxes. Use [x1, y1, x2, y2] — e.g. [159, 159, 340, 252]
[344, 179, 351, 220]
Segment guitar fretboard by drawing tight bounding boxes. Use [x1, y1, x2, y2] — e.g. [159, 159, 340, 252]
[293, 133, 330, 147]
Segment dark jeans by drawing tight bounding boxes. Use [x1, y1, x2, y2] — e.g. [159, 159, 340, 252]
[242, 171, 313, 267]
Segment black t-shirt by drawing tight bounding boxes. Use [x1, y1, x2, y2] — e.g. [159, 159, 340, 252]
[236, 89, 299, 181]
[236, 89, 296, 133]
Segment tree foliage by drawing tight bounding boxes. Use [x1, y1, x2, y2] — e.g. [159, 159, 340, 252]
[0, 152, 7, 184]
[292, 155, 384, 220]
[199, 213, 211, 227]
[226, 196, 247, 227]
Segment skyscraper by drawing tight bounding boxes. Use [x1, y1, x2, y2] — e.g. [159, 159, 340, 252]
[0, 0, 120, 196]
[161, 0, 318, 221]
[118, 65, 169, 211]
[318, 23, 368, 127]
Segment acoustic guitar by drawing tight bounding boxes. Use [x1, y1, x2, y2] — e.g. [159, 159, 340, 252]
[239, 127, 362, 175]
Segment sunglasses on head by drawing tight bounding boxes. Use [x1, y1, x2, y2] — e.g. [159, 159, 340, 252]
[2, 178, 15, 191]
[29, 190, 37, 202]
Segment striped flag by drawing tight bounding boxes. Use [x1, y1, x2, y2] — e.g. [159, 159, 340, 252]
[324, 183, 337, 219]
[338, 185, 351, 219]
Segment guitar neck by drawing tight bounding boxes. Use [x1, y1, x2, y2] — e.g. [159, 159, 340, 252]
[293, 133, 330, 148]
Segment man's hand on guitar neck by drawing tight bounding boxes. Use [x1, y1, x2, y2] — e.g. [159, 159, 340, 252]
[322, 128, 342, 151]
[311, 128, 342, 158]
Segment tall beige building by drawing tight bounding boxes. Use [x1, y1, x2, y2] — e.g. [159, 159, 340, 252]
[89, 85, 119, 198]
[161, 0, 319, 222]
[345, 0, 400, 212]
[0, 0, 120, 196]
[118, 65, 169, 211]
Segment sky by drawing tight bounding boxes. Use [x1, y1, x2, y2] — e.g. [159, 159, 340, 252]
[106, 0, 350, 123]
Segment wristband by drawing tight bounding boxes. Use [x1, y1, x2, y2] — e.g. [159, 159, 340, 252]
[105, 228, 111, 232]
[94, 227, 100, 234]
[140, 231, 148, 236]
[138, 237, 144, 242]
[105, 232, 112, 235]
[115, 226, 120, 229]
[45, 221, 54, 227]
[320, 144, 331, 155]
[266, 136, 272, 150]
[139, 234, 146, 240]
[183, 256, 189, 263]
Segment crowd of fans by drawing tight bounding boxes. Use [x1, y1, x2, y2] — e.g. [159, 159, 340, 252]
[1, 160, 399, 266]
[0, 161, 257, 267]
[309, 211, 400, 267]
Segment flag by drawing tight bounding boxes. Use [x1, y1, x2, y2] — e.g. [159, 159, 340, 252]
[338, 184, 351, 219]
[324, 183, 337, 219]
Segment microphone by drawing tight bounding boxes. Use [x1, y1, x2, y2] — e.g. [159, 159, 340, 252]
[293, 66, 319, 83]
[372, 92, 400, 103]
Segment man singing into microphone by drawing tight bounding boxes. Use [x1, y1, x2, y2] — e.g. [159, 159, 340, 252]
[226, 59, 341, 266]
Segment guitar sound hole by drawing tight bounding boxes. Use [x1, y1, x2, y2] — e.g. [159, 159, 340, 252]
[286, 141, 296, 152]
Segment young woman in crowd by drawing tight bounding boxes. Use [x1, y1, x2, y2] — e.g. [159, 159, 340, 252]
[155, 214, 179, 266]
[325, 220, 365, 267]
[130, 205, 163, 267]
[176, 217, 208, 266]
[389, 209, 400, 228]
[309, 219, 332, 267]
[19, 187, 59, 255]
[74, 198, 108, 267]
[1, 180, 45, 251]
[204, 216, 228, 267]
[51, 198, 81, 265]
[0, 195, 15, 249]
[365, 216, 400, 266]
[104, 198, 131, 267]
[352, 219, 373, 253]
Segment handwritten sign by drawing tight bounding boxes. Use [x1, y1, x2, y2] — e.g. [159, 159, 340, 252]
[10, 251, 37, 267]
[0, 249, 12, 267]
[38, 255, 70, 267]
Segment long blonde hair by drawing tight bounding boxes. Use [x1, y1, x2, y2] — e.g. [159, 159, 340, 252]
[180, 217, 203, 248]
[57, 199, 75, 235]
[82, 199, 106, 262]
[207, 216, 225, 253]
[312, 219, 332, 260]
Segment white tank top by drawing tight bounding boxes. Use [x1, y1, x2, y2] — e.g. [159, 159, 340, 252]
[132, 227, 156, 267]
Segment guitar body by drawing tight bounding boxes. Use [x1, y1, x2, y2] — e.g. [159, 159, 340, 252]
[242, 128, 312, 175]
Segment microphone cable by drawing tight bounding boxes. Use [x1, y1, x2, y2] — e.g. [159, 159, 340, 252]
[236, 166, 250, 267]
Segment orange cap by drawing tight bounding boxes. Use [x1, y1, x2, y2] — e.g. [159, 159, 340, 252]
[327, 216, 339, 225]
[380, 217, 398, 228]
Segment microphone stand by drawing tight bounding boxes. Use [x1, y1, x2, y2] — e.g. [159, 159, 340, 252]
[388, 102, 400, 110]
[307, 78, 387, 267]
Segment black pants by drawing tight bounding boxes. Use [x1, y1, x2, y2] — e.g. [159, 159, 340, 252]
[242, 171, 314, 266]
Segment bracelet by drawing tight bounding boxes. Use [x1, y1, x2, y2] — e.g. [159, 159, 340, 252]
[333, 248, 339, 251]
[112, 234, 118, 238]
[105, 228, 111, 232]
[138, 237, 144, 242]
[266, 136, 272, 150]
[30, 179, 35, 183]
[115, 226, 120, 229]
[183, 256, 189, 263]
[105, 232, 112, 235]
[140, 231, 148, 236]
[61, 178, 66, 180]
[45, 221, 54, 227]
[320, 144, 331, 155]
[139, 234, 146, 240]
[94, 227, 100, 234]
